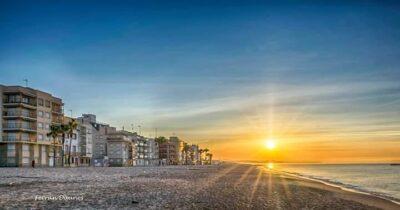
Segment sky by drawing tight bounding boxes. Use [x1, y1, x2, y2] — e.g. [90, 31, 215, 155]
[1, 0, 399, 163]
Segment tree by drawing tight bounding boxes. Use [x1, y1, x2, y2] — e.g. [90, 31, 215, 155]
[47, 125, 61, 167]
[182, 143, 191, 165]
[206, 153, 213, 165]
[198, 149, 204, 165]
[59, 124, 69, 167]
[203, 148, 210, 165]
[67, 119, 78, 166]
[155, 136, 167, 145]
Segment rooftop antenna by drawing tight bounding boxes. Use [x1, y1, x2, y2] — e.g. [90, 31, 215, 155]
[138, 125, 142, 135]
[23, 79, 28, 87]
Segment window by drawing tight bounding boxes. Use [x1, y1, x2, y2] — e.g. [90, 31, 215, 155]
[72, 134, 77, 139]
[7, 158, 16, 164]
[73, 146, 76, 152]
[22, 97, 29, 103]
[38, 111, 44, 117]
[7, 133, 17, 141]
[7, 144, 16, 157]
[38, 122, 43, 129]
[45, 112, 50, 119]
[45, 124, 50, 130]
[45, 100, 51, 108]
[38, 98, 44, 106]
[21, 133, 29, 141]
[38, 134, 44, 141]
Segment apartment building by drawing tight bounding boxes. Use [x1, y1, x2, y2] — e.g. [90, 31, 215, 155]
[169, 136, 184, 164]
[0, 85, 63, 167]
[189, 144, 200, 165]
[159, 141, 177, 165]
[77, 114, 116, 166]
[106, 132, 134, 167]
[78, 122, 92, 166]
[146, 138, 159, 166]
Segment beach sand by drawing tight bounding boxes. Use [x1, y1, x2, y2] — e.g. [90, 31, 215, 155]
[0, 162, 399, 209]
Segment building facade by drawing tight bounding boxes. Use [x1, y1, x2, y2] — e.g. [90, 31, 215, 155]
[159, 141, 177, 165]
[77, 114, 116, 166]
[169, 136, 184, 164]
[146, 138, 159, 166]
[0, 85, 63, 167]
[106, 132, 134, 167]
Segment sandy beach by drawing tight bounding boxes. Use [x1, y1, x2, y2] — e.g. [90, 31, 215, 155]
[0, 162, 399, 209]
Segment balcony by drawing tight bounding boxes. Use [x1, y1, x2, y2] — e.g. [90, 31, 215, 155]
[3, 123, 37, 132]
[3, 99, 37, 109]
[1, 136, 36, 143]
[51, 104, 63, 115]
[3, 111, 37, 121]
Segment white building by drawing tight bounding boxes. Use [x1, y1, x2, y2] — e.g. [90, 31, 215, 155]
[106, 132, 134, 167]
[77, 114, 116, 167]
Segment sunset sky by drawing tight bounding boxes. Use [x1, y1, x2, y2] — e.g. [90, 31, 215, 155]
[1, 1, 399, 163]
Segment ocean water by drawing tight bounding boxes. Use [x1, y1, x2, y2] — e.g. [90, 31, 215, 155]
[272, 163, 400, 203]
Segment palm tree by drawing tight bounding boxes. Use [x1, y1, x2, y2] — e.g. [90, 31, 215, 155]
[59, 124, 69, 167]
[182, 143, 190, 165]
[198, 149, 204, 165]
[206, 153, 213, 165]
[203, 148, 210, 165]
[67, 119, 78, 166]
[47, 125, 60, 167]
[155, 136, 167, 145]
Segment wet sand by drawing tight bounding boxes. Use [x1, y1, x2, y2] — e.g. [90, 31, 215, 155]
[0, 162, 399, 209]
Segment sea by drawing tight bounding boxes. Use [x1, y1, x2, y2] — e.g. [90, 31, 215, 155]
[269, 163, 400, 204]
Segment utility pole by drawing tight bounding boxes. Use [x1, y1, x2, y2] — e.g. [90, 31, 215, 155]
[23, 79, 28, 87]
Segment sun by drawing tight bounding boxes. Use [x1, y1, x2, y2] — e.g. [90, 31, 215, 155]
[265, 139, 276, 150]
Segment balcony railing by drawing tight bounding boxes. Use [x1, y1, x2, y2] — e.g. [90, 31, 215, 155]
[52, 106, 63, 114]
[1, 136, 36, 142]
[3, 99, 37, 107]
[3, 123, 37, 131]
[3, 111, 37, 119]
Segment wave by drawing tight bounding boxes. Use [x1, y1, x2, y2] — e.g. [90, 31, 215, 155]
[279, 169, 400, 206]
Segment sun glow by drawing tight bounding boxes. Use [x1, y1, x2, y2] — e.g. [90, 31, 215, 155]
[265, 139, 276, 150]
[267, 162, 274, 169]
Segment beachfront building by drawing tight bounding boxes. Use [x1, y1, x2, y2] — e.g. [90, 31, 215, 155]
[169, 136, 184, 164]
[159, 141, 177, 165]
[106, 132, 134, 167]
[77, 114, 116, 166]
[189, 144, 200, 165]
[146, 138, 159, 166]
[78, 123, 92, 166]
[0, 85, 63, 167]
[116, 130, 159, 166]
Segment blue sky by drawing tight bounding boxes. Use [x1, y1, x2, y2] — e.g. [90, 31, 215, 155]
[1, 1, 399, 160]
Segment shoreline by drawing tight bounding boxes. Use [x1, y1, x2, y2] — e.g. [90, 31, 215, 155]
[239, 162, 400, 210]
[1, 162, 399, 209]
[278, 170, 400, 206]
